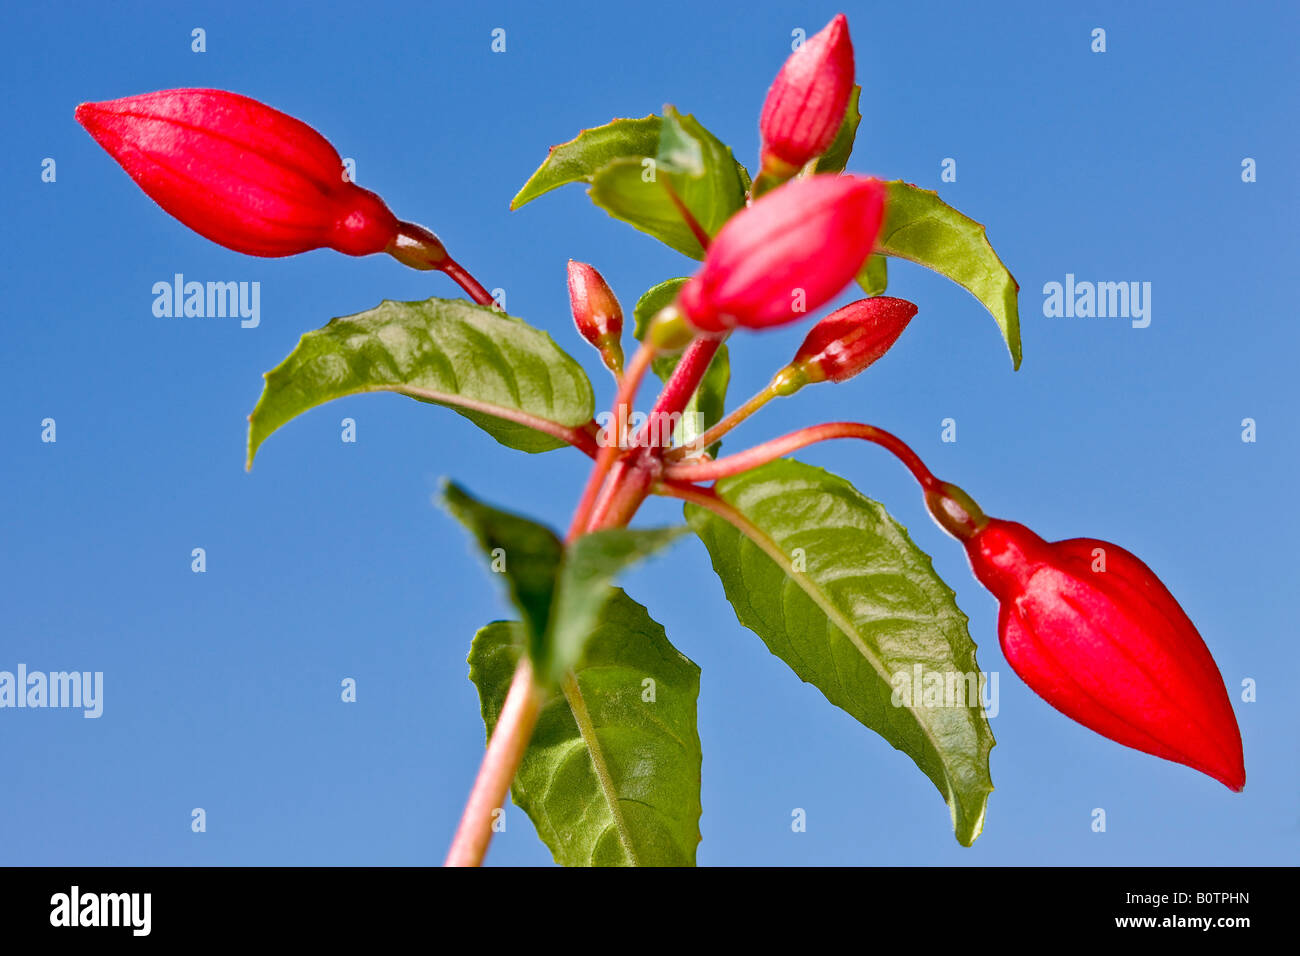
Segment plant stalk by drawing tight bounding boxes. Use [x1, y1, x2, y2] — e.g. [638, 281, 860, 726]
[568, 342, 657, 537]
[628, 335, 724, 453]
[663, 420, 939, 489]
[666, 382, 775, 460]
[442, 257, 496, 308]
[444, 657, 543, 867]
[445, 319, 725, 866]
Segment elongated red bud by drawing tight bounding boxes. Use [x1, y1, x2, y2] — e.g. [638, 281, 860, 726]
[567, 260, 625, 374]
[781, 296, 915, 390]
[931, 490, 1246, 791]
[677, 174, 885, 333]
[758, 14, 855, 183]
[75, 89, 444, 265]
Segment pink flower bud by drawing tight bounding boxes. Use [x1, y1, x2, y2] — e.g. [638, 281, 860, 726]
[791, 296, 916, 384]
[950, 509, 1246, 791]
[567, 261, 624, 345]
[75, 89, 405, 259]
[567, 260, 625, 374]
[759, 14, 855, 176]
[677, 174, 886, 333]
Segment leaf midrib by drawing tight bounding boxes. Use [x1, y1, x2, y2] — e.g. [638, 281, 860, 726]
[561, 673, 639, 866]
[703, 492, 955, 791]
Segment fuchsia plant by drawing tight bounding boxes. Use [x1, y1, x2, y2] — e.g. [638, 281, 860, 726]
[76, 13, 1243, 867]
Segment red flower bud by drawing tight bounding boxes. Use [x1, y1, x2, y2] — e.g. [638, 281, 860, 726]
[567, 260, 625, 374]
[567, 260, 624, 345]
[759, 14, 855, 176]
[790, 296, 916, 384]
[677, 174, 885, 333]
[75, 89, 406, 259]
[956, 513, 1246, 791]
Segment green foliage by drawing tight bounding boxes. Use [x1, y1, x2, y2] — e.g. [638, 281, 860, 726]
[248, 298, 595, 465]
[869, 181, 1022, 368]
[443, 482, 681, 684]
[513, 110, 748, 259]
[685, 459, 996, 846]
[810, 85, 862, 174]
[470, 591, 702, 866]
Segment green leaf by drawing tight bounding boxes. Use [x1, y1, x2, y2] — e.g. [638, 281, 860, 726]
[516, 110, 745, 259]
[587, 158, 703, 257]
[872, 181, 1022, 368]
[656, 110, 705, 176]
[588, 109, 746, 259]
[811, 85, 862, 174]
[631, 277, 688, 340]
[443, 481, 682, 684]
[511, 116, 664, 209]
[549, 525, 684, 683]
[631, 278, 730, 454]
[856, 254, 888, 296]
[469, 589, 702, 866]
[443, 481, 563, 663]
[247, 298, 595, 466]
[684, 459, 995, 846]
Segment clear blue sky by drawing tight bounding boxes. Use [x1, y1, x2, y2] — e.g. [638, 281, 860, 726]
[2, 0, 1295, 865]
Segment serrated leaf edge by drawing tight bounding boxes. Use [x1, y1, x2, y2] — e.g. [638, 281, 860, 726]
[682, 474, 994, 845]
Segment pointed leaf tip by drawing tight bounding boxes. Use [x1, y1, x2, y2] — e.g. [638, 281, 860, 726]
[874, 181, 1023, 369]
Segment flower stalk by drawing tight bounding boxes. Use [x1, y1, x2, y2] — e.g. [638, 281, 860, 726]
[444, 658, 543, 867]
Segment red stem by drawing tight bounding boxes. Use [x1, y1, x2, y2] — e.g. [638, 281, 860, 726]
[662, 421, 941, 489]
[443, 312, 722, 868]
[631, 335, 724, 450]
[586, 334, 728, 530]
[586, 449, 662, 531]
[443, 257, 496, 308]
[568, 343, 657, 537]
[439, 174, 738, 868]
[444, 657, 542, 867]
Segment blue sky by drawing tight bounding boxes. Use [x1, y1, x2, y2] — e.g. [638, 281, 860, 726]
[1, 0, 1296, 865]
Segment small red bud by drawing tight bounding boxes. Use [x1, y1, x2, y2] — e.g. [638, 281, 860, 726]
[75, 89, 404, 259]
[567, 260, 625, 374]
[790, 296, 916, 384]
[567, 261, 624, 345]
[677, 174, 885, 333]
[950, 510, 1246, 791]
[759, 14, 855, 179]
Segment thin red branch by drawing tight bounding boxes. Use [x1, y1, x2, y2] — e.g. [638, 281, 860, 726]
[442, 257, 496, 308]
[630, 335, 724, 451]
[662, 421, 940, 489]
[568, 342, 657, 538]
